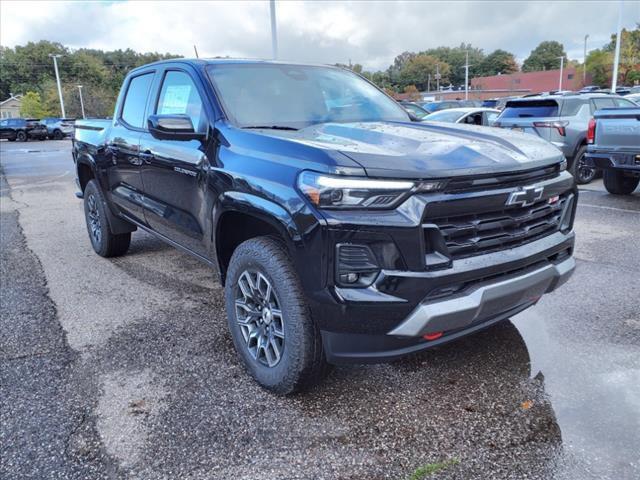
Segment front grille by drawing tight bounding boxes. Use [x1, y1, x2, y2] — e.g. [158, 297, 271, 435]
[429, 194, 568, 259]
[444, 165, 559, 193]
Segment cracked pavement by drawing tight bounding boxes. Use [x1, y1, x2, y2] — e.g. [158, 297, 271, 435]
[1, 140, 639, 479]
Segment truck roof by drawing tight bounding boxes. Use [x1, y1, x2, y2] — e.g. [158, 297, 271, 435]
[130, 58, 336, 73]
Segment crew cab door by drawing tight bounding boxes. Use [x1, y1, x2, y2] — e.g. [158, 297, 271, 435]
[139, 68, 211, 257]
[106, 71, 155, 224]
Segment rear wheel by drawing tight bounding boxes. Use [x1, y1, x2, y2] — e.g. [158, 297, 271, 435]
[571, 145, 596, 185]
[53, 129, 64, 140]
[224, 237, 328, 394]
[603, 170, 640, 195]
[83, 180, 131, 257]
[16, 131, 27, 142]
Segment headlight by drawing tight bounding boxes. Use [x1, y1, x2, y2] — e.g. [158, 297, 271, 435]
[298, 171, 442, 209]
[559, 158, 567, 171]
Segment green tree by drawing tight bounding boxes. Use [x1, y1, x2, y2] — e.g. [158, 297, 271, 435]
[20, 91, 51, 117]
[522, 41, 567, 72]
[477, 49, 519, 76]
[420, 44, 485, 86]
[398, 54, 450, 91]
[585, 49, 611, 86]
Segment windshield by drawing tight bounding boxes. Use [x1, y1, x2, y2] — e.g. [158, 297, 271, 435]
[424, 109, 465, 123]
[207, 64, 409, 128]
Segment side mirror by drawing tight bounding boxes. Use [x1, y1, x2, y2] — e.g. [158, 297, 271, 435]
[147, 114, 205, 141]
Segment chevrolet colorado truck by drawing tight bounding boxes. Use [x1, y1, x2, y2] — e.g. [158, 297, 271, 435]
[585, 107, 640, 195]
[73, 59, 577, 394]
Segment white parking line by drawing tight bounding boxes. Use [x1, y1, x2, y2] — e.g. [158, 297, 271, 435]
[580, 203, 640, 214]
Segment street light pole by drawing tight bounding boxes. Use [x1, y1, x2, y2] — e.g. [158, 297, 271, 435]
[49, 54, 66, 118]
[77, 85, 85, 119]
[611, 0, 623, 92]
[270, 0, 278, 60]
[583, 34, 589, 85]
[558, 56, 564, 92]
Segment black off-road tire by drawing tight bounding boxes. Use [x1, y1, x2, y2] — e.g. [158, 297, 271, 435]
[570, 145, 596, 185]
[83, 180, 131, 257]
[53, 129, 64, 140]
[16, 131, 27, 142]
[603, 170, 640, 195]
[224, 236, 328, 395]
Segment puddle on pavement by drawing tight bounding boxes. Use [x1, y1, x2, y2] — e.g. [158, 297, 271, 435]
[513, 309, 640, 479]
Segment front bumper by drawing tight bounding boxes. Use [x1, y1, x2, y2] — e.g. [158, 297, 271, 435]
[322, 251, 574, 364]
[389, 255, 574, 337]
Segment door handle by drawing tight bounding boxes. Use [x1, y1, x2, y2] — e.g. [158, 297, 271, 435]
[139, 151, 155, 164]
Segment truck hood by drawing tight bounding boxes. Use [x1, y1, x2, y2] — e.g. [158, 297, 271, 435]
[267, 121, 564, 179]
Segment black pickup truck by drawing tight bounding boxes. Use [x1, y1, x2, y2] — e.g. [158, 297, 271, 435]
[73, 59, 577, 394]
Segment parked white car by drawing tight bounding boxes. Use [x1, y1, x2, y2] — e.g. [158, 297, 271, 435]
[423, 107, 500, 126]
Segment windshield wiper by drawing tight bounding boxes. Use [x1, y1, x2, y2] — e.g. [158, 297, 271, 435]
[242, 125, 299, 131]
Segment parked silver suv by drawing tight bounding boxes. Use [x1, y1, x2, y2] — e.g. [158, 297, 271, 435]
[494, 93, 637, 184]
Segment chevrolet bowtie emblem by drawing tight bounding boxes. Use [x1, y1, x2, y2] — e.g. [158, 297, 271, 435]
[506, 186, 544, 207]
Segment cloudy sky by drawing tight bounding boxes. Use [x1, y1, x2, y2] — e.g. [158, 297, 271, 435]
[1, 0, 638, 70]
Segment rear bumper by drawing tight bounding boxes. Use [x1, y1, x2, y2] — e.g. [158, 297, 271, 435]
[585, 151, 640, 173]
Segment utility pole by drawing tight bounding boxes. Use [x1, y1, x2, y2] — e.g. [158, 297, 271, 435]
[558, 56, 564, 92]
[427, 74, 431, 92]
[77, 85, 85, 119]
[463, 50, 470, 100]
[583, 34, 589, 85]
[435, 63, 441, 92]
[49, 54, 66, 118]
[270, 0, 278, 60]
[611, 0, 623, 92]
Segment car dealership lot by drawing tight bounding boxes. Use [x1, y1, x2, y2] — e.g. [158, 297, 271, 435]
[1, 140, 639, 480]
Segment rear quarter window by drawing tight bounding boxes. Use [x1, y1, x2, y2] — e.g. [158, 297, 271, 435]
[560, 99, 588, 116]
[500, 100, 559, 118]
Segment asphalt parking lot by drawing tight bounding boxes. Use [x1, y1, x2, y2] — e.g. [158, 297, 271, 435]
[1, 139, 639, 480]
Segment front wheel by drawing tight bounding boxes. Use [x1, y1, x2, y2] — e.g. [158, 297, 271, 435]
[16, 131, 27, 142]
[83, 180, 131, 257]
[53, 130, 64, 140]
[571, 146, 596, 185]
[224, 237, 328, 394]
[603, 170, 640, 195]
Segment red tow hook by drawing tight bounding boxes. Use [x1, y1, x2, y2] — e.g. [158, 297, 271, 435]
[423, 331, 444, 341]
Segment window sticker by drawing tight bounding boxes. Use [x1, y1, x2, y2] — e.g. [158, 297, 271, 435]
[160, 84, 192, 114]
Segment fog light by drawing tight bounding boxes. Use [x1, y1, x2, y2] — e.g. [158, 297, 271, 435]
[340, 273, 359, 284]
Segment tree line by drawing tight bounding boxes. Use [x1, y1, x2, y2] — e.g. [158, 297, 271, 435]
[1, 26, 638, 118]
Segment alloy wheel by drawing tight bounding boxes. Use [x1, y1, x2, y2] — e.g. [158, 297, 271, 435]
[576, 154, 596, 184]
[86, 194, 102, 246]
[235, 270, 285, 367]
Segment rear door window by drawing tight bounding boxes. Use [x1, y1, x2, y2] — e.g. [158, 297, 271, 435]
[121, 72, 155, 129]
[500, 100, 559, 118]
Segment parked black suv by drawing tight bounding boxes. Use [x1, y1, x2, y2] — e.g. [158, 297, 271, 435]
[0, 118, 48, 141]
[73, 60, 576, 394]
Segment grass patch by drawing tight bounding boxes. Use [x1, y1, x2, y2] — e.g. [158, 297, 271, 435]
[407, 458, 460, 480]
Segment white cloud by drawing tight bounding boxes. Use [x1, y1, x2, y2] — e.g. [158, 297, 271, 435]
[1, 0, 639, 70]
